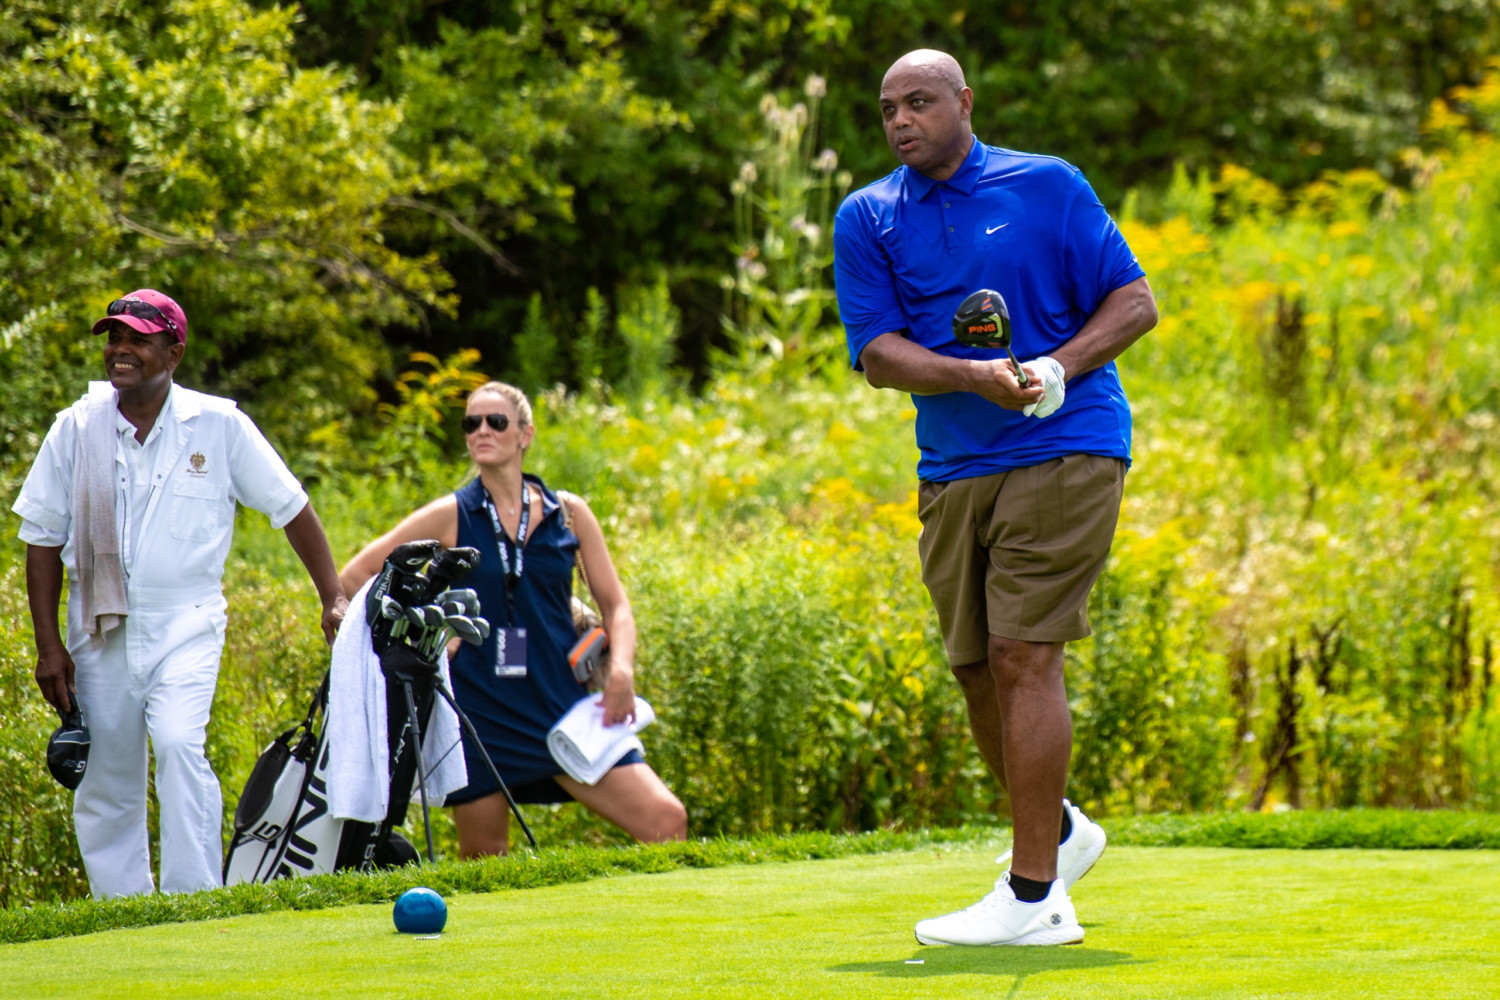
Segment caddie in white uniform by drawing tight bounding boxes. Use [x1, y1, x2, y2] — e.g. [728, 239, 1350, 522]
[13, 288, 349, 898]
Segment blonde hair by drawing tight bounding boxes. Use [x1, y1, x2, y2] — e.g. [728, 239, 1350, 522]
[467, 381, 533, 426]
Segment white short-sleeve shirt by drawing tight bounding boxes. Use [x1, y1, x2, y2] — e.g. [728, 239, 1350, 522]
[13, 381, 308, 601]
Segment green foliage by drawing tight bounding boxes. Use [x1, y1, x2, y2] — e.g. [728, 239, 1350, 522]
[574, 287, 607, 395]
[5, 49, 1500, 908]
[629, 536, 858, 834]
[1106, 808, 1500, 850]
[617, 273, 680, 398]
[513, 293, 560, 395]
[0, 567, 87, 908]
[718, 80, 852, 381]
[0, 0, 450, 475]
[1070, 524, 1233, 816]
[365, 4, 689, 376]
[263, 0, 1500, 384]
[10, 0, 1500, 464]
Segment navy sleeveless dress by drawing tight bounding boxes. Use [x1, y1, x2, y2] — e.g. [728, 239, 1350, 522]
[445, 474, 643, 805]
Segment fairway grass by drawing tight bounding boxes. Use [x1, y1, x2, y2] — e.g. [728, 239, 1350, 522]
[3, 846, 1497, 999]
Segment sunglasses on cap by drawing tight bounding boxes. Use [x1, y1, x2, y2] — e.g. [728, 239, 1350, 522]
[462, 412, 511, 434]
[106, 298, 179, 336]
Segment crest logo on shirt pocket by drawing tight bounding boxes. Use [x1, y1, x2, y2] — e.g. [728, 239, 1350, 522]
[188, 452, 208, 477]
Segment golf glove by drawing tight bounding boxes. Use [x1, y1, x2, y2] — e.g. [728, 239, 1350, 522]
[1022, 356, 1066, 418]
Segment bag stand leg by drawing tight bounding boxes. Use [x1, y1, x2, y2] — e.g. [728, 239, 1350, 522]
[396, 675, 438, 863]
[383, 644, 537, 857]
[429, 676, 537, 849]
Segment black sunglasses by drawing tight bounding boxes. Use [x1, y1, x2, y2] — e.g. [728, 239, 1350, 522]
[106, 298, 178, 335]
[462, 412, 511, 434]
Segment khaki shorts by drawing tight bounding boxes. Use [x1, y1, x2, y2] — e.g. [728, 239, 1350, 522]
[916, 454, 1126, 662]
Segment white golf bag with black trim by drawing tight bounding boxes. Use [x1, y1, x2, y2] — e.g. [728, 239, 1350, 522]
[224, 675, 419, 884]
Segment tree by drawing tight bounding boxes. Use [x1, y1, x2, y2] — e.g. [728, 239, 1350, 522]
[0, 0, 450, 478]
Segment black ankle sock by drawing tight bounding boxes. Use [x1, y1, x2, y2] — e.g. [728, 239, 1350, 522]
[1009, 873, 1052, 903]
[1059, 808, 1073, 845]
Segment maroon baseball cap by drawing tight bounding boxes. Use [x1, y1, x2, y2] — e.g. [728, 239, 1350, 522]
[90, 289, 188, 344]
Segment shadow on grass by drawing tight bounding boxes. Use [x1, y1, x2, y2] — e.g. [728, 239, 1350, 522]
[831, 946, 1144, 988]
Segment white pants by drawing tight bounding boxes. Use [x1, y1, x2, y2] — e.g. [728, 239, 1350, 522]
[69, 588, 227, 898]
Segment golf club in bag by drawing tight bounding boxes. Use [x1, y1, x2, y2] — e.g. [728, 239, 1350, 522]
[224, 541, 535, 885]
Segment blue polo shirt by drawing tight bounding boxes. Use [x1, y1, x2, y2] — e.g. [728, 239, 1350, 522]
[833, 139, 1145, 481]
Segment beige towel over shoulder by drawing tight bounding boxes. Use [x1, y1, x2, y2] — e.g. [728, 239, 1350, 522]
[73, 387, 128, 648]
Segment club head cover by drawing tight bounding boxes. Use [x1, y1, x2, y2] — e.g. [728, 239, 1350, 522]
[951, 288, 1012, 349]
[371, 540, 442, 611]
[47, 706, 91, 791]
[425, 546, 481, 592]
[387, 539, 443, 572]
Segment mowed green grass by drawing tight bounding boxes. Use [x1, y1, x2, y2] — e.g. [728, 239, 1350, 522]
[4, 846, 1497, 999]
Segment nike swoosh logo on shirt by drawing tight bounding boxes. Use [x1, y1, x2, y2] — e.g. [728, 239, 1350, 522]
[986, 224, 1009, 234]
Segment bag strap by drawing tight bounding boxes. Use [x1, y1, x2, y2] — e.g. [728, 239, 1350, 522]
[559, 492, 593, 602]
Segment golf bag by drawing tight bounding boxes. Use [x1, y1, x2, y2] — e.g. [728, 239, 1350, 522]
[225, 674, 423, 883]
[224, 541, 534, 885]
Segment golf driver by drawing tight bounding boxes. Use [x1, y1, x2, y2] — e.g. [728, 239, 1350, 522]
[952, 288, 1029, 387]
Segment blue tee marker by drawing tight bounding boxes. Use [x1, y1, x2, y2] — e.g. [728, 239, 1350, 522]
[393, 887, 448, 934]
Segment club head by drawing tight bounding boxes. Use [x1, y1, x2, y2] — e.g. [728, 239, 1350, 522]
[446, 616, 484, 644]
[422, 605, 446, 629]
[473, 617, 491, 640]
[952, 288, 1012, 350]
[386, 540, 442, 572]
[404, 606, 428, 629]
[47, 707, 90, 791]
[425, 546, 482, 590]
[436, 588, 480, 615]
[442, 601, 463, 619]
[379, 595, 404, 620]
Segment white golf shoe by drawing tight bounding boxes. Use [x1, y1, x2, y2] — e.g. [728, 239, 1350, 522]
[1057, 799, 1107, 888]
[993, 799, 1107, 890]
[914, 875, 1083, 947]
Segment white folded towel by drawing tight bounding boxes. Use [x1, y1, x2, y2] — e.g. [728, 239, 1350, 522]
[73, 384, 128, 648]
[415, 651, 467, 809]
[547, 695, 655, 785]
[327, 579, 467, 822]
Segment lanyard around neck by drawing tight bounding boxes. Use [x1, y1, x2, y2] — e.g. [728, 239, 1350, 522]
[483, 481, 531, 589]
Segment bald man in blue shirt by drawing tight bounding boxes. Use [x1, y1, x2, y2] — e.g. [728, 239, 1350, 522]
[834, 49, 1157, 947]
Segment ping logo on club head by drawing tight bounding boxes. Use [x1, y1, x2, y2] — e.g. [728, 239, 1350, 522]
[968, 320, 998, 336]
